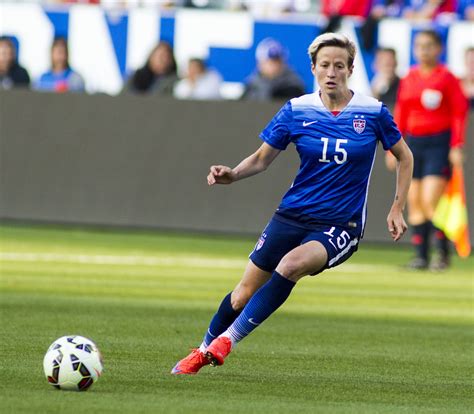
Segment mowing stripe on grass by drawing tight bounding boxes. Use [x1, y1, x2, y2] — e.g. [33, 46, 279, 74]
[0, 251, 387, 273]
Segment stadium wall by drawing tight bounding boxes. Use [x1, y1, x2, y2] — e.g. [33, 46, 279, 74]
[1, 90, 473, 243]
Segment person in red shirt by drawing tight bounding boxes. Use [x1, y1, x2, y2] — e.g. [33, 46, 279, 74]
[321, 0, 372, 18]
[389, 29, 468, 270]
[320, 0, 372, 33]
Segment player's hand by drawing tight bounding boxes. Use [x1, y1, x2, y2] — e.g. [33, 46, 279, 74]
[207, 165, 236, 185]
[387, 207, 408, 241]
[449, 147, 464, 168]
[385, 151, 397, 172]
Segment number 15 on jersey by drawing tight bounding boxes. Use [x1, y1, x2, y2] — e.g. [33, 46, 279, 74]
[319, 138, 348, 164]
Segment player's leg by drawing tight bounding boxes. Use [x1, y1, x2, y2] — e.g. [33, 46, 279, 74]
[205, 241, 328, 366]
[206, 225, 359, 367]
[407, 179, 430, 269]
[199, 261, 271, 352]
[170, 262, 270, 375]
[198, 215, 303, 349]
[171, 216, 302, 375]
[421, 175, 449, 270]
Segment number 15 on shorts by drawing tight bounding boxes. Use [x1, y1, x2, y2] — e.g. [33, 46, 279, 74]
[324, 226, 351, 250]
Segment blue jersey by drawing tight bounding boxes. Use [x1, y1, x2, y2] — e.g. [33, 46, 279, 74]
[260, 91, 401, 234]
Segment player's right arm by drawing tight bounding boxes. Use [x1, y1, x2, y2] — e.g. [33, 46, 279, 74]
[207, 143, 281, 186]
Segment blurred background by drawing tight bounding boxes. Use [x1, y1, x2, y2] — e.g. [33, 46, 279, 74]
[0, 0, 473, 242]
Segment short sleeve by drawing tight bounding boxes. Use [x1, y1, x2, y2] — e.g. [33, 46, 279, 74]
[376, 104, 402, 150]
[259, 101, 293, 150]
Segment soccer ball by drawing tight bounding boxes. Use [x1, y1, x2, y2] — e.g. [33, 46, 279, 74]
[43, 335, 103, 391]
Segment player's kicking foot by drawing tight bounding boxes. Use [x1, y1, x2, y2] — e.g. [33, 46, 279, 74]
[205, 336, 232, 366]
[171, 348, 210, 375]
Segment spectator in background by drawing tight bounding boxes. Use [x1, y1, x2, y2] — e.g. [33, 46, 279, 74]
[403, 0, 457, 21]
[457, 0, 474, 20]
[174, 58, 222, 100]
[0, 37, 30, 90]
[321, 0, 372, 34]
[241, 38, 305, 101]
[234, 0, 305, 15]
[361, 0, 406, 50]
[371, 47, 400, 105]
[35, 37, 85, 93]
[461, 47, 474, 108]
[321, 0, 372, 19]
[58, 0, 100, 4]
[125, 41, 178, 95]
[371, 0, 406, 18]
[388, 29, 468, 270]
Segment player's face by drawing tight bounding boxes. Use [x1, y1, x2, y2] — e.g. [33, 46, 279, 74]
[312, 46, 353, 97]
[414, 34, 441, 67]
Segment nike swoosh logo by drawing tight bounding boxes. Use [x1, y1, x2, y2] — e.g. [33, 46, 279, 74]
[303, 120, 318, 127]
[248, 318, 260, 326]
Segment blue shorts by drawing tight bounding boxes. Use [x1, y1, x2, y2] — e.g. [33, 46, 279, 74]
[406, 131, 451, 179]
[249, 214, 361, 276]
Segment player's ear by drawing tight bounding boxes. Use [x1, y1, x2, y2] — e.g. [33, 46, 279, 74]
[311, 62, 316, 76]
[348, 65, 354, 77]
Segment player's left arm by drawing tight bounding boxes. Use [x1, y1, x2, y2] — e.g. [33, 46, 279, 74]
[387, 138, 413, 241]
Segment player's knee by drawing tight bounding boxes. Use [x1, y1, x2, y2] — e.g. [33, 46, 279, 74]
[276, 257, 304, 282]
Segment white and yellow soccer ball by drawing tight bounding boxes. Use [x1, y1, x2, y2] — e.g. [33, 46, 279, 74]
[43, 335, 103, 391]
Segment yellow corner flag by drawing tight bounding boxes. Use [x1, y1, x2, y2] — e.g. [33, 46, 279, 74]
[433, 166, 471, 258]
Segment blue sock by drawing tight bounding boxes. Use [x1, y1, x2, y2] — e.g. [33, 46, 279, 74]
[226, 271, 295, 344]
[202, 292, 241, 348]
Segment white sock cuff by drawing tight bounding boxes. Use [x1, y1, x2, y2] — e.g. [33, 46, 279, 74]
[220, 331, 236, 347]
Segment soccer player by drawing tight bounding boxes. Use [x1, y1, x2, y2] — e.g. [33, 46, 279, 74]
[389, 29, 468, 270]
[171, 33, 413, 375]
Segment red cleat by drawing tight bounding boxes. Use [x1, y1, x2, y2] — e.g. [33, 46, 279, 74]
[171, 348, 210, 375]
[205, 336, 232, 366]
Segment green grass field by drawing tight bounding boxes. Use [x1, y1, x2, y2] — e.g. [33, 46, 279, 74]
[1, 223, 472, 414]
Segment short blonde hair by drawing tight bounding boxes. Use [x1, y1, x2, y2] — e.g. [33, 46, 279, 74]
[307, 33, 356, 67]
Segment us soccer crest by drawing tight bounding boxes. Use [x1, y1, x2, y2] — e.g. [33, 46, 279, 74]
[353, 118, 366, 134]
[255, 233, 267, 251]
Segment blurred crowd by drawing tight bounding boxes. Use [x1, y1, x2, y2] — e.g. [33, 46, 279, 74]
[1, 35, 473, 106]
[6, 0, 474, 20]
[1, 0, 473, 107]
[0, 33, 308, 101]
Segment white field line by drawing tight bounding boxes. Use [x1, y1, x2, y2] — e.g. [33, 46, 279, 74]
[0, 252, 246, 269]
[0, 251, 383, 273]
